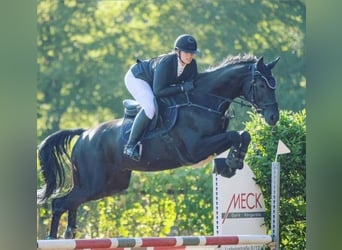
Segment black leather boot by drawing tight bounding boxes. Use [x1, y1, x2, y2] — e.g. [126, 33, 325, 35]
[123, 109, 150, 161]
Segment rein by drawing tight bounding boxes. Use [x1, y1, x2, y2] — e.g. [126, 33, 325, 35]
[169, 61, 277, 116]
[168, 92, 234, 116]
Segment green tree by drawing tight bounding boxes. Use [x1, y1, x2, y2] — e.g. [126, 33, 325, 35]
[37, 0, 305, 138]
[245, 109, 306, 249]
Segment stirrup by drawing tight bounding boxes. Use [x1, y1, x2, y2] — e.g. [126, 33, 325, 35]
[124, 143, 142, 161]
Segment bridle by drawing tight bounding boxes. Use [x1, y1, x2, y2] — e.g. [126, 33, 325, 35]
[242, 62, 278, 114]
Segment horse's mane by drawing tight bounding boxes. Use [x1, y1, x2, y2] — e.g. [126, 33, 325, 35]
[206, 54, 257, 72]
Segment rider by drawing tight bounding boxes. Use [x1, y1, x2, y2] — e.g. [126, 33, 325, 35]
[123, 34, 200, 161]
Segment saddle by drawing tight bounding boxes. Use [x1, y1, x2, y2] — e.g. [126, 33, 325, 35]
[120, 97, 179, 143]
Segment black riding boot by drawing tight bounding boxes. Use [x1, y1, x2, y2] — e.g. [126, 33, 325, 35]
[123, 109, 150, 161]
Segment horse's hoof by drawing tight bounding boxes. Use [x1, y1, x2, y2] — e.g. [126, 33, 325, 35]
[225, 157, 243, 170]
[225, 148, 244, 170]
[213, 158, 237, 178]
[221, 167, 236, 178]
[64, 227, 76, 239]
[64, 232, 73, 239]
[46, 236, 56, 240]
[213, 158, 227, 174]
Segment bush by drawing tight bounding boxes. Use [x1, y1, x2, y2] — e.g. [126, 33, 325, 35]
[245, 109, 306, 249]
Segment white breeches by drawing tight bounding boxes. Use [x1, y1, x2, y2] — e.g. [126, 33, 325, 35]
[124, 69, 155, 119]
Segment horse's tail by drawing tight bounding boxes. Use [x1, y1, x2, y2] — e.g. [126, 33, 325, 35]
[37, 128, 85, 204]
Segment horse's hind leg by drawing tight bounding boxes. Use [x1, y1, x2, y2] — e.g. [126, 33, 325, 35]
[48, 190, 81, 239]
[60, 189, 84, 239]
[48, 197, 67, 239]
[64, 209, 77, 239]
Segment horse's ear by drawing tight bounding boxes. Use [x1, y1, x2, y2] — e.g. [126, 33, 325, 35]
[256, 56, 264, 68]
[266, 57, 280, 70]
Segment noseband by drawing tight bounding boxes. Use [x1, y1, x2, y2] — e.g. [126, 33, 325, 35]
[246, 63, 278, 114]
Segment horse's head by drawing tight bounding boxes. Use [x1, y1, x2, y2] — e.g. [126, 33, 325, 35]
[242, 57, 280, 125]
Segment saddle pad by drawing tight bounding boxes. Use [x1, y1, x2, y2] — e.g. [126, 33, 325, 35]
[120, 105, 178, 143]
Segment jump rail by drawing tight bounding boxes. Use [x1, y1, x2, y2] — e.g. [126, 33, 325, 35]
[37, 235, 273, 250]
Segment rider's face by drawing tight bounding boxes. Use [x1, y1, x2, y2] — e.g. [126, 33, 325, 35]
[178, 51, 195, 65]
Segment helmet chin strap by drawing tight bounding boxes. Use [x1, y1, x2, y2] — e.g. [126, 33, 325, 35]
[177, 50, 186, 65]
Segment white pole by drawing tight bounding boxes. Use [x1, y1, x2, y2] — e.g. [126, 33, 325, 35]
[271, 162, 280, 250]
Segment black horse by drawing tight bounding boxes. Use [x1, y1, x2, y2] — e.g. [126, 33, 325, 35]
[37, 55, 280, 239]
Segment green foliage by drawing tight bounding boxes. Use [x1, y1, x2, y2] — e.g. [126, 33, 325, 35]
[245, 109, 306, 249]
[37, 0, 305, 139]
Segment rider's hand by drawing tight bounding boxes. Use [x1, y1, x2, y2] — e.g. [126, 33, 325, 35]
[182, 81, 194, 92]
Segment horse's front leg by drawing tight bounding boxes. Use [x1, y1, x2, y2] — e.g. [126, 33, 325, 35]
[189, 130, 251, 178]
[189, 130, 242, 162]
[225, 130, 251, 170]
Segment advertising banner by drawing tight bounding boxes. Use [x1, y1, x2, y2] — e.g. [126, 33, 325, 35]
[213, 154, 267, 250]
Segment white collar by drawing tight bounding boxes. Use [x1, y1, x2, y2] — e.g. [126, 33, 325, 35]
[177, 57, 186, 76]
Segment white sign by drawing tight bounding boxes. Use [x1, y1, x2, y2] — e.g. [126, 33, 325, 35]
[213, 154, 267, 249]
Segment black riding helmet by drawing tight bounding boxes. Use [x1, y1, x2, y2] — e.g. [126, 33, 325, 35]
[174, 34, 199, 54]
